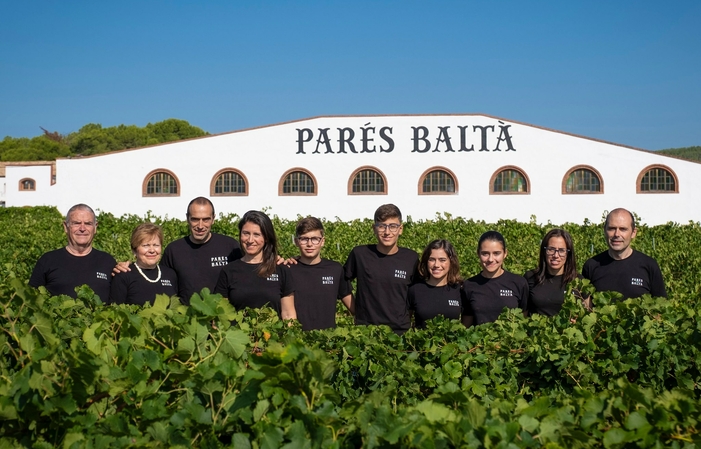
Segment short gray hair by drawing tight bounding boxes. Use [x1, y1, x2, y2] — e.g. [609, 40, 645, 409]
[65, 204, 96, 223]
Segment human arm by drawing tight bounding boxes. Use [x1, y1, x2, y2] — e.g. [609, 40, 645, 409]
[462, 315, 474, 327]
[649, 260, 667, 298]
[280, 293, 297, 321]
[112, 261, 131, 276]
[341, 294, 354, 315]
[28, 258, 47, 288]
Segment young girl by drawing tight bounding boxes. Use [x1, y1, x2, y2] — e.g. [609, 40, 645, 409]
[408, 239, 468, 328]
[463, 231, 529, 326]
[214, 210, 297, 321]
[525, 229, 586, 316]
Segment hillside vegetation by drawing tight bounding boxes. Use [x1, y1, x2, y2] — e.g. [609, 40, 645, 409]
[0, 119, 207, 161]
[657, 146, 701, 162]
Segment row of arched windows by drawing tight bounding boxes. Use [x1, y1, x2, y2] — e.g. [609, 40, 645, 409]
[131, 164, 680, 197]
[15, 164, 680, 196]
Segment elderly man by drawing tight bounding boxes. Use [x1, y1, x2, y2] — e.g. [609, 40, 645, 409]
[582, 208, 667, 300]
[30, 204, 116, 300]
[115, 197, 242, 303]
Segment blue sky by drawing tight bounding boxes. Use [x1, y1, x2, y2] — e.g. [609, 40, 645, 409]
[1, 1, 699, 150]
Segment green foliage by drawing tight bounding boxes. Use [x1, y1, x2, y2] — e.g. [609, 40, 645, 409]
[1, 119, 208, 161]
[1, 207, 701, 447]
[657, 145, 701, 162]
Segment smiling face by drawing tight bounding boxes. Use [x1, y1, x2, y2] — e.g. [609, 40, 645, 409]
[373, 218, 402, 254]
[63, 208, 97, 251]
[134, 234, 162, 269]
[187, 203, 215, 244]
[478, 239, 507, 278]
[240, 221, 265, 262]
[295, 230, 324, 264]
[605, 210, 637, 258]
[427, 248, 450, 286]
[545, 236, 567, 276]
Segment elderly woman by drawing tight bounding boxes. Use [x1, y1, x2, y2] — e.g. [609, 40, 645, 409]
[109, 223, 178, 305]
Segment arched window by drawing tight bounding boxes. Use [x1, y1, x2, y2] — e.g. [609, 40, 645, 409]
[490, 166, 529, 194]
[142, 169, 180, 197]
[348, 166, 387, 195]
[419, 167, 458, 194]
[562, 166, 603, 194]
[19, 178, 36, 191]
[211, 169, 248, 196]
[637, 165, 678, 193]
[279, 168, 317, 195]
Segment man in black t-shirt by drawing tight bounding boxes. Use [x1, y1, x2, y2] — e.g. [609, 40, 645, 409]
[343, 204, 419, 333]
[582, 208, 666, 300]
[288, 217, 352, 330]
[30, 203, 116, 300]
[115, 197, 242, 303]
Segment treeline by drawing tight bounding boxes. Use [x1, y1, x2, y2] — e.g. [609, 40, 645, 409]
[0, 119, 208, 161]
[657, 145, 701, 162]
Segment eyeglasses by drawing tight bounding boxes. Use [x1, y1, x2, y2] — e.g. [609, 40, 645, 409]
[375, 223, 401, 233]
[544, 247, 569, 256]
[297, 236, 322, 245]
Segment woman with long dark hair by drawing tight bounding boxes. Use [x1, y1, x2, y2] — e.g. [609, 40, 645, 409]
[463, 231, 529, 326]
[524, 228, 585, 316]
[214, 210, 296, 320]
[408, 239, 468, 328]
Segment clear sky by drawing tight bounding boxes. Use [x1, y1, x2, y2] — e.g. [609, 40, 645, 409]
[1, 1, 699, 150]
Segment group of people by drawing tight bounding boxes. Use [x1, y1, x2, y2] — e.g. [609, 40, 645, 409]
[29, 199, 666, 332]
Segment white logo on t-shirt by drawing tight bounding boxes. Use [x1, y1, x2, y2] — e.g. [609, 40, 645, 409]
[321, 276, 334, 285]
[394, 269, 407, 279]
[500, 289, 513, 297]
[267, 274, 279, 282]
[161, 279, 173, 287]
[210, 256, 228, 267]
[96, 272, 108, 281]
[448, 299, 460, 307]
[631, 277, 644, 287]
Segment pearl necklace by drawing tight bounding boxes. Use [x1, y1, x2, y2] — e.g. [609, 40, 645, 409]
[134, 263, 162, 283]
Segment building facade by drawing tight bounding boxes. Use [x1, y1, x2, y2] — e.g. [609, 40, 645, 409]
[4, 114, 700, 225]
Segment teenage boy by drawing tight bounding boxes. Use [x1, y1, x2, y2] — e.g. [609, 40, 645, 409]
[289, 217, 353, 330]
[343, 204, 419, 333]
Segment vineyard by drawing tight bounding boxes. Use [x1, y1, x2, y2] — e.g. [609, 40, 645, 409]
[1, 206, 701, 448]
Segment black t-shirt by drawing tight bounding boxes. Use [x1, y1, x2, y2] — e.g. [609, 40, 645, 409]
[408, 281, 466, 328]
[343, 245, 419, 332]
[463, 271, 529, 325]
[214, 260, 294, 317]
[29, 248, 116, 300]
[289, 259, 352, 331]
[524, 270, 582, 317]
[109, 263, 179, 306]
[582, 250, 667, 300]
[162, 233, 242, 304]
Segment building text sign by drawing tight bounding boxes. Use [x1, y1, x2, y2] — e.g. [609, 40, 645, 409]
[296, 121, 516, 154]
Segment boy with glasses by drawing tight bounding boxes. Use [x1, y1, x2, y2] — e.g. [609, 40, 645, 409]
[289, 217, 352, 330]
[343, 204, 419, 334]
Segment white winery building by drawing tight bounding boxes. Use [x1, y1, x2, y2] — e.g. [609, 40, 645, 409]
[4, 114, 701, 225]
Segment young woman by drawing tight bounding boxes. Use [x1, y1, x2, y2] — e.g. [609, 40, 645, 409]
[408, 239, 468, 328]
[109, 223, 178, 305]
[463, 231, 529, 326]
[214, 210, 296, 320]
[524, 229, 585, 316]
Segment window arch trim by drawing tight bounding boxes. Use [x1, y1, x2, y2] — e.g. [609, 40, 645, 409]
[418, 166, 459, 195]
[636, 164, 679, 194]
[489, 165, 530, 195]
[561, 165, 604, 194]
[19, 178, 36, 191]
[210, 168, 249, 196]
[142, 169, 180, 197]
[278, 167, 318, 196]
[347, 166, 388, 195]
